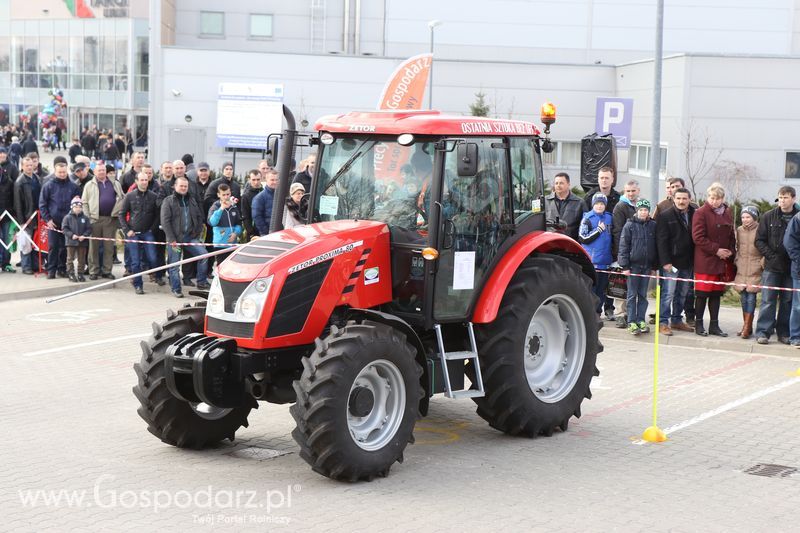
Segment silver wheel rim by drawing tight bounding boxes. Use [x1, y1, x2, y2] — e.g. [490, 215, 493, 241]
[524, 294, 586, 403]
[190, 402, 232, 420]
[347, 359, 406, 451]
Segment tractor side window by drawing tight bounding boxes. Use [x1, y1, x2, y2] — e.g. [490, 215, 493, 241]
[434, 137, 509, 320]
[510, 137, 542, 224]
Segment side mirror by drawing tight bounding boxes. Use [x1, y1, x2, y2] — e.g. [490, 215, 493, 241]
[457, 143, 479, 177]
[266, 136, 279, 167]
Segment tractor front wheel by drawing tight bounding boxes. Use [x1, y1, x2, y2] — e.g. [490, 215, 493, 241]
[472, 254, 600, 437]
[291, 320, 422, 481]
[133, 303, 254, 449]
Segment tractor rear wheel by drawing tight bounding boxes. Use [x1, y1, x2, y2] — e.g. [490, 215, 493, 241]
[133, 302, 254, 449]
[472, 254, 600, 437]
[291, 320, 422, 481]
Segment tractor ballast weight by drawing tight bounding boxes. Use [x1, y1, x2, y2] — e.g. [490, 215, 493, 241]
[134, 105, 602, 482]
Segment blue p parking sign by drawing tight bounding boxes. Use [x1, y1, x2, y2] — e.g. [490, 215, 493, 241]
[595, 97, 634, 148]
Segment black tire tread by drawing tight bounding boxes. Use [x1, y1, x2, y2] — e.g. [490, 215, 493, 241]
[473, 254, 600, 437]
[290, 320, 423, 482]
[132, 304, 254, 449]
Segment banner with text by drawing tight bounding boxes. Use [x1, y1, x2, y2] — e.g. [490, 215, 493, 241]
[374, 54, 432, 180]
[215, 83, 284, 150]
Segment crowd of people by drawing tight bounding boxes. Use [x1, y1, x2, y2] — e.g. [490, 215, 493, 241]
[0, 130, 317, 298]
[7, 129, 800, 348]
[547, 167, 800, 347]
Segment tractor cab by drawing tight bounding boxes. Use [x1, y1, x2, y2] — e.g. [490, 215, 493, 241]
[309, 110, 551, 328]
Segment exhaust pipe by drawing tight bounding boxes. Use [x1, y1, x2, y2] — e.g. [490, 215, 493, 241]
[268, 105, 297, 233]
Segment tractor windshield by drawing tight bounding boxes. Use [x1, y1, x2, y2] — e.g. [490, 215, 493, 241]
[313, 136, 435, 232]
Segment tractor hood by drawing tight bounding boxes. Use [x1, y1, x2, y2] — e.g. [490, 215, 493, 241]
[218, 219, 389, 282]
[208, 219, 393, 350]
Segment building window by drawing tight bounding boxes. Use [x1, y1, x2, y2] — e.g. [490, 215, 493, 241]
[249, 14, 273, 38]
[786, 151, 800, 180]
[200, 12, 225, 37]
[541, 141, 582, 168]
[629, 144, 667, 175]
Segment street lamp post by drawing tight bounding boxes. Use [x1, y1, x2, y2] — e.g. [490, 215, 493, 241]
[428, 20, 442, 110]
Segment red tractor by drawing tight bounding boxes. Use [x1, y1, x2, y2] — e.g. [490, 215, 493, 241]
[133, 105, 601, 481]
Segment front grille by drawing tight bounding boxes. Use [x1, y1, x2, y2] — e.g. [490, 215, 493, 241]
[267, 260, 332, 338]
[207, 316, 255, 338]
[220, 279, 249, 313]
[232, 240, 297, 265]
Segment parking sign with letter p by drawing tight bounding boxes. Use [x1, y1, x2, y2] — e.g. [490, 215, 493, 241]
[595, 97, 634, 148]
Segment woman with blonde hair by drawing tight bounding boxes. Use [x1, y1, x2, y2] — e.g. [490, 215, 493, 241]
[692, 183, 736, 336]
[733, 205, 763, 338]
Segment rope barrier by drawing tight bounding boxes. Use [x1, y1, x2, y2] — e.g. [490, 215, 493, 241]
[51, 227, 238, 248]
[596, 268, 800, 293]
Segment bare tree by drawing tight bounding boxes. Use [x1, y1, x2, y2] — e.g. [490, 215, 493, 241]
[682, 120, 723, 199]
[712, 159, 758, 205]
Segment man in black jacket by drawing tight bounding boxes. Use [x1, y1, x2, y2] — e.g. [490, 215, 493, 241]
[119, 172, 165, 294]
[68, 138, 82, 163]
[205, 162, 242, 214]
[655, 187, 695, 335]
[582, 166, 621, 214]
[240, 169, 263, 239]
[545, 172, 582, 240]
[185, 161, 214, 281]
[14, 156, 43, 274]
[160, 175, 210, 297]
[39, 161, 79, 279]
[80, 130, 96, 157]
[754, 186, 798, 344]
[0, 147, 18, 272]
[21, 134, 38, 156]
[121, 151, 145, 192]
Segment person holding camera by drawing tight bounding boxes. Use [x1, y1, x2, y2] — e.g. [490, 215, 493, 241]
[208, 183, 242, 265]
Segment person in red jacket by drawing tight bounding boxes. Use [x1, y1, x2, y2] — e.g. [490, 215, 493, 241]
[692, 182, 736, 337]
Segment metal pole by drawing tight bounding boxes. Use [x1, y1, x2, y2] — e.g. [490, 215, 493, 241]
[649, 0, 664, 205]
[428, 28, 434, 110]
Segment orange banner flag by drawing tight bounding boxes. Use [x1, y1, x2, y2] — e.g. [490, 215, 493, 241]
[377, 53, 432, 111]
[375, 54, 433, 180]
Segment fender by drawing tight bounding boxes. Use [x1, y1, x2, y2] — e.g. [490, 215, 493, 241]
[471, 231, 594, 324]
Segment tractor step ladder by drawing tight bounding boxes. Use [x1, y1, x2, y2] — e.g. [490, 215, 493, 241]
[434, 323, 485, 399]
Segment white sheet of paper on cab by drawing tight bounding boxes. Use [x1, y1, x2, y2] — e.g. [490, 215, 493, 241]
[452, 251, 475, 290]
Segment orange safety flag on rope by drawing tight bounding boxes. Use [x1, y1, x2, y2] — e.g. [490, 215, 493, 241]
[375, 53, 432, 181]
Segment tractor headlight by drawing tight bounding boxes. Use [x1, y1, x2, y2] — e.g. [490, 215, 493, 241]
[207, 277, 224, 317]
[234, 275, 273, 322]
[239, 297, 258, 319]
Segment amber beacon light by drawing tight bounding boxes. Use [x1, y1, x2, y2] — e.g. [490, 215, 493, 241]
[540, 102, 557, 125]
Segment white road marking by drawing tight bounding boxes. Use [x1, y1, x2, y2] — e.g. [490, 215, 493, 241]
[633, 377, 800, 445]
[22, 333, 150, 357]
[591, 364, 611, 390]
[26, 308, 112, 323]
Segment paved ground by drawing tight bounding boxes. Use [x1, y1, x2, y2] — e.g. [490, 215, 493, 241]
[2, 286, 800, 532]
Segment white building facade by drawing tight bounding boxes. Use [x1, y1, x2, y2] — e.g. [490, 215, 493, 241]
[148, 0, 800, 202]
